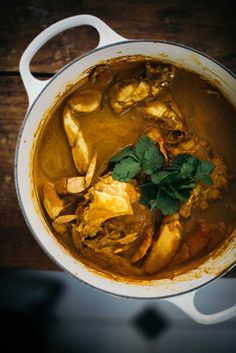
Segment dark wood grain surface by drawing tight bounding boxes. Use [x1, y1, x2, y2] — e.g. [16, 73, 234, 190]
[0, 0, 236, 274]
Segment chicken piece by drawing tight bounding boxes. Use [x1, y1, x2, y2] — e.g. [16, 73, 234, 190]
[144, 213, 182, 274]
[109, 64, 175, 115]
[85, 150, 97, 187]
[84, 229, 139, 255]
[175, 220, 227, 265]
[71, 225, 83, 251]
[63, 106, 91, 174]
[131, 224, 153, 263]
[138, 90, 186, 144]
[146, 63, 175, 96]
[114, 246, 131, 254]
[89, 64, 113, 84]
[106, 202, 153, 235]
[109, 80, 151, 114]
[67, 177, 86, 194]
[77, 174, 139, 237]
[68, 89, 102, 114]
[167, 133, 211, 160]
[72, 138, 91, 175]
[55, 176, 86, 194]
[63, 105, 80, 147]
[51, 222, 69, 236]
[75, 199, 89, 224]
[138, 99, 185, 133]
[54, 214, 77, 224]
[91, 201, 156, 263]
[55, 151, 97, 195]
[43, 182, 78, 220]
[143, 125, 168, 160]
[43, 182, 64, 219]
[83, 202, 154, 257]
[174, 220, 209, 265]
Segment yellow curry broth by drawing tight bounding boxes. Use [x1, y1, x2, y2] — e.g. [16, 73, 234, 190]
[33, 58, 236, 279]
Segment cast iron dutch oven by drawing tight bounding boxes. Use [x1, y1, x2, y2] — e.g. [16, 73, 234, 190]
[15, 15, 236, 324]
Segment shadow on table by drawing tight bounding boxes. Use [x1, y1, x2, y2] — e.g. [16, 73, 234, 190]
[0, 269, 235, 353]
[0, 270, 64, 353]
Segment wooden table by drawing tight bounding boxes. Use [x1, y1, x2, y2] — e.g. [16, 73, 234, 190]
[0, 0, 236, 275]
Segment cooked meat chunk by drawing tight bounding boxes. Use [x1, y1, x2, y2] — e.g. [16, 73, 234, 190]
[54, 214, 77, 224]
[63, 106, 91, 174]
[131, 224, 154, 263]
[173, 220, 227, 265]
[83, 202, 154, 257]
[144, 213, 182, 273]
[55, 151, 97, 195]
[138, 98, 186, 134]
[143, 125, 168, 159]
[68, 89, 102, 114]
[174, 220, 209, 265]
[89, 64, 113, 84]
[77, 174, 140, 237]
[109, 64, 175, 114]
[146, 62, 175, 96]
[110, 80, 151, 114]
[52, 222, 69, 236]
[167, 133, 211, 160]
[43, 182, 64, 219]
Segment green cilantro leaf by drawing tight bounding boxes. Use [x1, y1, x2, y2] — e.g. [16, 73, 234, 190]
[168, 185, 190, 201]
[195, 160, 214, 184]
[198, 160, 215, 174]
[197, 175, 213, 185]
[134, 136, 155, 162]
[112, 157, 141, 182]
[110, 136, 215, 216]
[110, 146, 137, 162]
[151, 169, 177, 185]
[172, 153, 193, 169]
[178, 182, 196, 190]
[142, 144, 164, 175]
[155, 189, 180, 215]
[139, 182, 159, 206]
[151, 170, 171, 185]
[179, 157, 199, 180]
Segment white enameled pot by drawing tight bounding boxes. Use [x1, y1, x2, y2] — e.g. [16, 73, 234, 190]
[15, 15, 236, 324]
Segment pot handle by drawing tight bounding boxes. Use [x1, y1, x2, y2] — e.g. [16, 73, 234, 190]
[19, 14, 126, 107]
[164, 290, 236, 325]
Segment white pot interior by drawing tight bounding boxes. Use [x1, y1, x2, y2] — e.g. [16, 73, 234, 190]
[16, 41, 236, 298]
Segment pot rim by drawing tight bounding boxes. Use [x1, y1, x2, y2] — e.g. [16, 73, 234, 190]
[15, 39, 236, 299]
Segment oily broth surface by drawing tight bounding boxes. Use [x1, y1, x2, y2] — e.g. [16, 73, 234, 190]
[34, 61, 149, 191]
[33, 59, 236, 279]
[170, 71, 236, 225]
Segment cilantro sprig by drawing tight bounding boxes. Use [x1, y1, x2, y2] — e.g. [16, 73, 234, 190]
[111, 136, 164, 181]
[110, 136, 214, 215]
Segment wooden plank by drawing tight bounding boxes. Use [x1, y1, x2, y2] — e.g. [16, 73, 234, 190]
[0, 75, 59, 270]
[0, 0, 235, 74]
